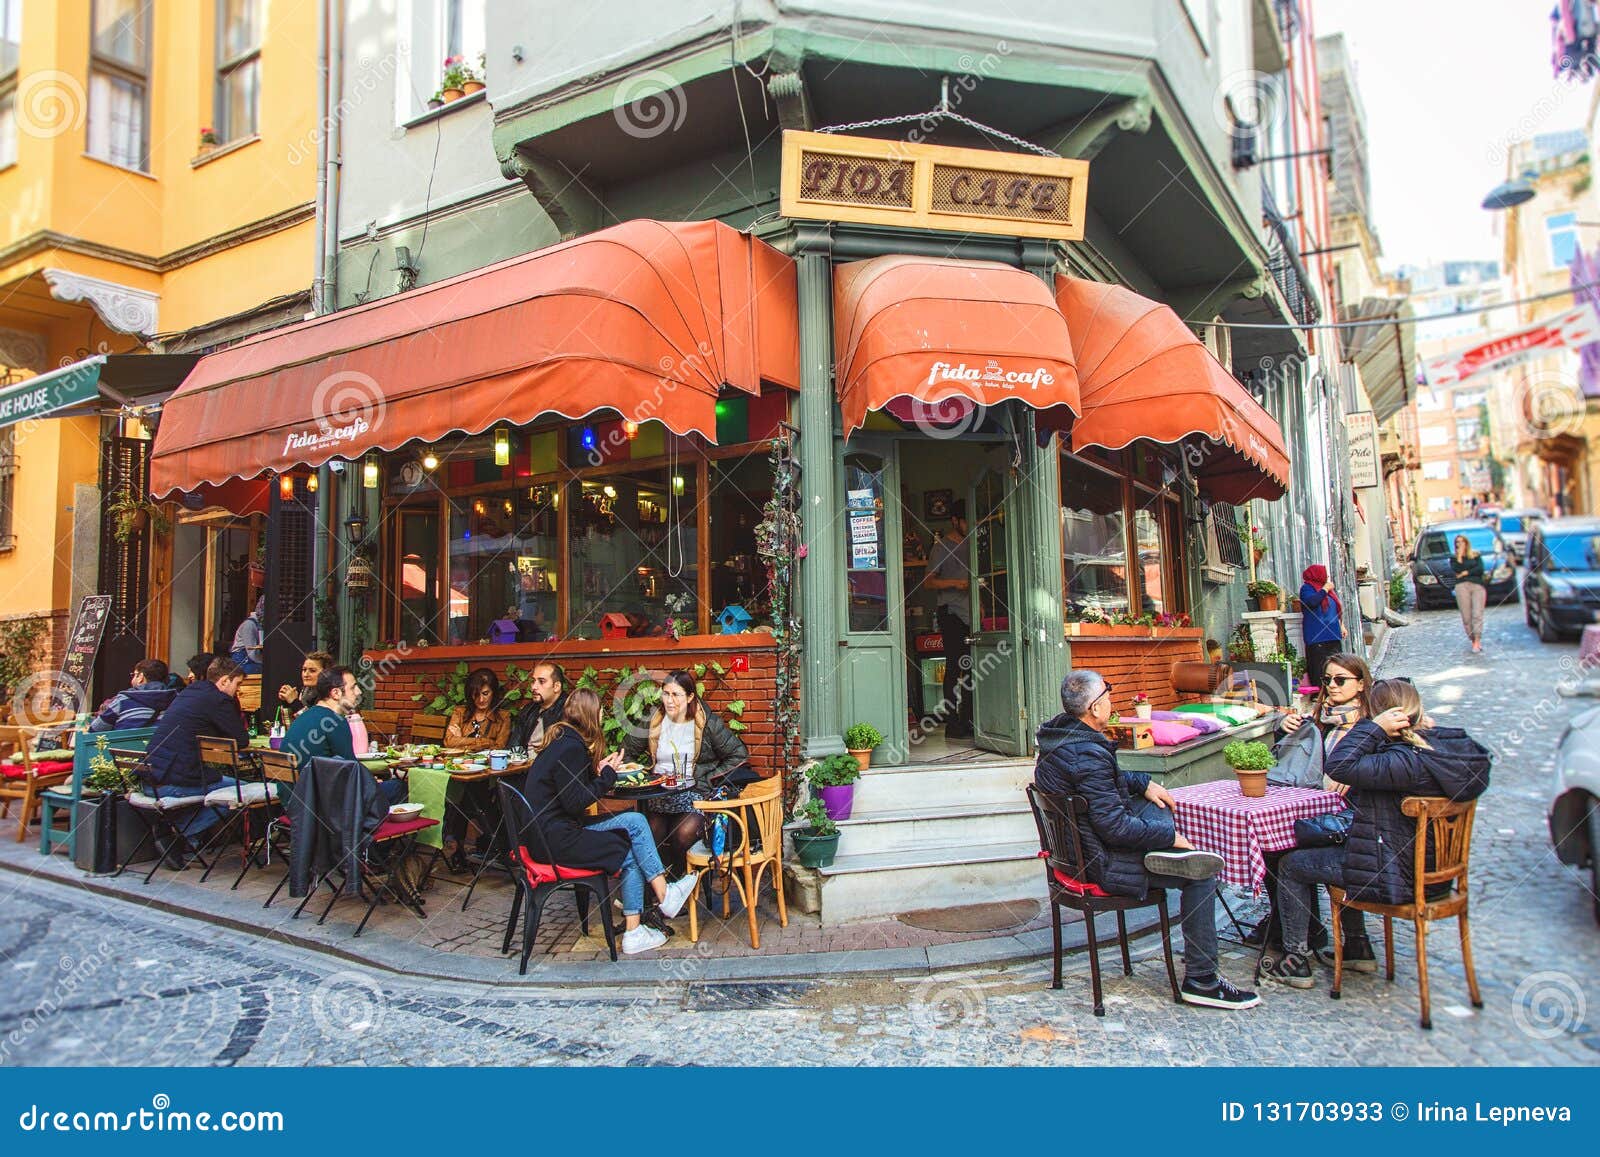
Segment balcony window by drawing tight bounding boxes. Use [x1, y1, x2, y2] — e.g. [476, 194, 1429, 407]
[1547, 212, 1579, 269]
[402, 0, 485, 120]
[215, 0, 261, 143]
[87, 0, 150, 171]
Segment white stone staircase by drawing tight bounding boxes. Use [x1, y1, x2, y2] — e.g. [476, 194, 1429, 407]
[813, 755, 1042, 924]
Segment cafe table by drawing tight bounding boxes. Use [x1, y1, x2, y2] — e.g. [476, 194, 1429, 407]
[1168, 779, 1349, 894]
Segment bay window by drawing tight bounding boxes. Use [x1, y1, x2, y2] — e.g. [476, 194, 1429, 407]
[1059, 449, 1187, 624]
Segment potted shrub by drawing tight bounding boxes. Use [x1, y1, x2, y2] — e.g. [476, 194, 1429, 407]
[198, 126, 219, 154]
[791, 799, 840, 868]
[440, 55, 469, 101]
[806, 752, 862, 820]
[1223, 739, 1276, 798]
[463, 52, 486, 94]
[1247, 579, 1281, 613]
[106, 488, 171, 543]
[1131, 691, 1151, 720]
[426, 91, 443, 110]
[843, 721, 883, 770]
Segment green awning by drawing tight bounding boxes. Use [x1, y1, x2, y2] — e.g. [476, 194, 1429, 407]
[0, 357, 105, 429]
[0, 353, 203, 431]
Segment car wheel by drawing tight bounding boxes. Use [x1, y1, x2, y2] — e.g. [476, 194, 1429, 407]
[1590, 807, 1600, 927]
[1538, 603, 1560, 643]
[1525, 599, 1536, 627]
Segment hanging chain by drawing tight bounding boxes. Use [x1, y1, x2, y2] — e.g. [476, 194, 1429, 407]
[816, 77, 1059, 158]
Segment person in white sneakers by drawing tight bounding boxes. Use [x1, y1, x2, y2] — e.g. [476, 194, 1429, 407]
[522, 689, 698, 955]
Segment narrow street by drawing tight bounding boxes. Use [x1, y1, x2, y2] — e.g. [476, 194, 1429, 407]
[3, 602, 1595, 1067]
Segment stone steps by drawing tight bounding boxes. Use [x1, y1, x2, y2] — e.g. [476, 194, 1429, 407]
[815, 839, 1042, 924]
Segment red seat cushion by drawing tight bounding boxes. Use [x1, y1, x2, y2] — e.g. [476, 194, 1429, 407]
[0, 763, 25, 780]
[2, 759, 73, 780]
[372, 816, 439, 841]
[516, 846, 604, 887]
[1051, 867, 1110, 897]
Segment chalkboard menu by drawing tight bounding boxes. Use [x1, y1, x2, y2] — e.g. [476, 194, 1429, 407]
[60, 595, 112, 707]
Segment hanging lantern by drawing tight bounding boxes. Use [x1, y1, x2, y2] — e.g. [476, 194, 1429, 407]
[345, 553, 373, 593]
[422, 452, 439, 471]
[494, 425, 511, 466]
[306, 472, 318, 493]
[362, 454, 380, 489]
[278, 474, 295, 500]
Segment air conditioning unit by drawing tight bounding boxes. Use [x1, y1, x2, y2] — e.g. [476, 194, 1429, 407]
[1198, 318, 1232, 367]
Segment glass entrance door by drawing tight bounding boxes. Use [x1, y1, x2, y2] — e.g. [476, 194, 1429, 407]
[837, 441, 909, 765]
[969, 466, 1026, 755]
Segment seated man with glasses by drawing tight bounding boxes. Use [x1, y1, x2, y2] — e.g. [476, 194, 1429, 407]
[89, 659, 179, 733]
[1034, 669, 1259, 1010]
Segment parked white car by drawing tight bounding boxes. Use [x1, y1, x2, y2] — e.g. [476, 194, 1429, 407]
[1549, 684, 1600, 925]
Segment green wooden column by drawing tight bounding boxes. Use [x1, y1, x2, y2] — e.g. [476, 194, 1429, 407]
[794, 226, 846, 758]
[1017, 241, 1068, 739]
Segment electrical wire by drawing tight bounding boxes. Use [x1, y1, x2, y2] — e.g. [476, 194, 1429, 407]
[1193, 277, 1600, 330]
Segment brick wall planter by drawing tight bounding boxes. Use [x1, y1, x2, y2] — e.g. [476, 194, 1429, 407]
[360, 632, 793, 776]
[1066, 627, 1206, 712]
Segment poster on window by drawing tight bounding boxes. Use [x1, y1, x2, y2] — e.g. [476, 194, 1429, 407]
[849, 513, 878, 543]
[851, 542, 881, 568]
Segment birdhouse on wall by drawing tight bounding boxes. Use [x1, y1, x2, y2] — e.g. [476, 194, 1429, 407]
[717, 605, 753, 634]
[600, 613, 635, 640]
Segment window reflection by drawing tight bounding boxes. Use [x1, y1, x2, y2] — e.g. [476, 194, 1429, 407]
[1060, 459, 1128, 620]
[568, 469, 698, 638]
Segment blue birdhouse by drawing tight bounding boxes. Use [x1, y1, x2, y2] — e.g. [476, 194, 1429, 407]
[718, 605, 753, 634]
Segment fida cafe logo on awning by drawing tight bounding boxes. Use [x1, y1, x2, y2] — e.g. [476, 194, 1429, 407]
[926, 359, 1056, 391]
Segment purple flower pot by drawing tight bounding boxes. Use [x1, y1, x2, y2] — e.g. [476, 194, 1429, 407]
[818, 784, 855, 821]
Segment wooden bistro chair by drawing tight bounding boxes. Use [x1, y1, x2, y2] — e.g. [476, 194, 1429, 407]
[1329, 796, 1482, 1030]
[409, 714, 450, 744]
[686, 780, 788, 949]
[117, 749, 214, 884]
[234, 749, 298, 890]
[1026, 785, 1181, 1016]
[497, 781, 619, 972]
[0, 725, 77, 843]
[360, 709, 400, 747]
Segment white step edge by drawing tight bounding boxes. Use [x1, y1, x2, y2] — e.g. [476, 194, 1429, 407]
[834, 800, 1032, 826]
[817, 839, 1041, 877]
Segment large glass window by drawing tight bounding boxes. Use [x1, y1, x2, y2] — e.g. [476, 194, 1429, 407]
[446, 487, 558, 644]
[88, 0, 150, 171]
[0, 0, 17, 170]
[568, 468, 698, 639]
[215, 0, 261, 143]
[709, 455, 772, 622]
[842, 453, 889, 633]
[397, 507, 442, 645]
[1060, 458, 1128, 620]
[403, 0, 485, 119]
[1133, 488, 1179, 615]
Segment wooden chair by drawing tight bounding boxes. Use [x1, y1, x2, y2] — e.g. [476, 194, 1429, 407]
[410, 714, 450, 743]
[1026, 785, 1181, 1016]
[686, 781, 787, 949]
[232, 745, 300, 889]
[237, 676, 263, 715]
[1329, 797, 1481, 1030]
[0, 725, 77, 842]
[361, 709, 400, 747]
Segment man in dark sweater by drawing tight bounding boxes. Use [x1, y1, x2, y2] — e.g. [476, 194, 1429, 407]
[1034, 669, 1258, 1011]
[142, 657, 251, 835]
[508, 661, 568, 751]
[283, 666, 404, 806]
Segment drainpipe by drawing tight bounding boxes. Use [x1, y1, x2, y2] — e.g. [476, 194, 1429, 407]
[311, 0, 329, 315]
[322, 0, 343, 313]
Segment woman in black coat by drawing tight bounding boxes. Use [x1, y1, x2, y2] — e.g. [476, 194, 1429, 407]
[519, 689, 699, 955]
[1262, 679, 1490, 990]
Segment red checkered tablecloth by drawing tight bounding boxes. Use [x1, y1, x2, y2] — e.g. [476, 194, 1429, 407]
[1169, 780, 1348, 893]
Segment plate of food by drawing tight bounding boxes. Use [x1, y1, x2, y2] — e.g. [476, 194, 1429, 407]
[456, 761, 487, 772]
[614, 769, 669, 791]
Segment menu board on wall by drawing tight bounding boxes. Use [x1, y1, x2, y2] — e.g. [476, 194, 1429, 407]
[60, 594, 113, 704]
[1345, 410, 1380, 489]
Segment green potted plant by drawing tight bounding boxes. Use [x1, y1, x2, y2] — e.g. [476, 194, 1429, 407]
[790, 798, 840, 868]
[843, 721, 884, 771]
[1223, 739, 1276, 798]
[806, 752, 862, 820]
[198, 126, 219, 153]
[1246, 579, 1281, 612]
[105, 488, 170, 543]
[440, 55, 469, 101]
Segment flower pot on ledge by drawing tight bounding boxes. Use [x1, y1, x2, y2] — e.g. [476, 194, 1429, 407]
[1257, 593, 1280, 613]
[441, 86, 464, 102]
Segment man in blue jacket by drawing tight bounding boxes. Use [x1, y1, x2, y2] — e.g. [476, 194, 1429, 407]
[1034, 670, 1259, 1010]
[142, 657, 251, 835]
[89, 659, 177, 732]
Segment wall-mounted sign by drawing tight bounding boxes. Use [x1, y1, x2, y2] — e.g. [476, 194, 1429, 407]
[1421, 304, 1600, 388]
[781, 131, 1090, 241]
[1345, 409, 1380, 489]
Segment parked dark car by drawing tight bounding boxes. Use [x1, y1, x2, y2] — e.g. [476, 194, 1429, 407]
[1494, 508, 1546, 563]
[1409, 520, 1517, 610]
[1523, 517, 1600, 641]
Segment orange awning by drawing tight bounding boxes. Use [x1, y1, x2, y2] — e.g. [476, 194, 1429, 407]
[834, 256, 1080, 438]
[1055, 277, 1290, 504]
[151, 220, 798, 495]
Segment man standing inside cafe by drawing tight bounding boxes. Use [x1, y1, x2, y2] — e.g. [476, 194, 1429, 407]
[926, 506, 974, 739]
[509, 661, 568, 750]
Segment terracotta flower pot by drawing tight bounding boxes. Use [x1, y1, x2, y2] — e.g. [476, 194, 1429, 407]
[1233, 769, 1268, 798]
[441, 87, 464, 102]
[847, 748, 871, 772]
[462, 80, 485, 94]
[1257, 593, 1280, 612]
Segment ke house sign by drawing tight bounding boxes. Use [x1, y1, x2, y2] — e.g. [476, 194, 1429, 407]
[780, 131, 1090, 241]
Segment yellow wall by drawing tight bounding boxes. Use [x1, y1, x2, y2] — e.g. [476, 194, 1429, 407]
[0, 0, 317, 630]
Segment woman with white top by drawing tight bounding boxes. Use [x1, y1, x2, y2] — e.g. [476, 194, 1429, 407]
[623, 670, 751, 875]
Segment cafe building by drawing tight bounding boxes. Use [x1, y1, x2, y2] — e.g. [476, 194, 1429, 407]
[147, 130, 1291, 920]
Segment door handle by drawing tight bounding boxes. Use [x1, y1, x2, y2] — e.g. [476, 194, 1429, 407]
[964, 635, 979, 644]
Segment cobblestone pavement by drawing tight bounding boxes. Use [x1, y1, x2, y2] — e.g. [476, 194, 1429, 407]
[2, 602, 1597, 1066]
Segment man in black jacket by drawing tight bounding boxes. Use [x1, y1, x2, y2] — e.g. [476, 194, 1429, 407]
[1034, 670, 1259, 1010]
[508, 661, 567, 751]
[141, 657, 251, 836]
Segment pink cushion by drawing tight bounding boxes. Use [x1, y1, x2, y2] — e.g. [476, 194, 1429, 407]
[372, 816, 438, 841]
[1149, 710, 1221, 734]
[1147, 720, 1203, 746]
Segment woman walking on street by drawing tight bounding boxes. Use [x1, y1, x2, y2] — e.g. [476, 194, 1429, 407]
[1298, 564, 1343, 686]
[1451, 534, 1488, 653]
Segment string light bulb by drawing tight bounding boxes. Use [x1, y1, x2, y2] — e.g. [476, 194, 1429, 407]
[422, 452, 439, 471]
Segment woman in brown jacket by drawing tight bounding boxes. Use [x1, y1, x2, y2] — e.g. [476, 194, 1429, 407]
[445, 667, 512, 751]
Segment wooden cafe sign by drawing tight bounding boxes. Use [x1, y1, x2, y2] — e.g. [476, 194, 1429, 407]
[780, 130, 1090, 240]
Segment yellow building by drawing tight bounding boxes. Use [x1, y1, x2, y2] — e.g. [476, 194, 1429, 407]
[0, 0, 316, 697]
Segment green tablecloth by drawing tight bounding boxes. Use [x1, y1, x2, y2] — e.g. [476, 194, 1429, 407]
[406, 766, 459, 850]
